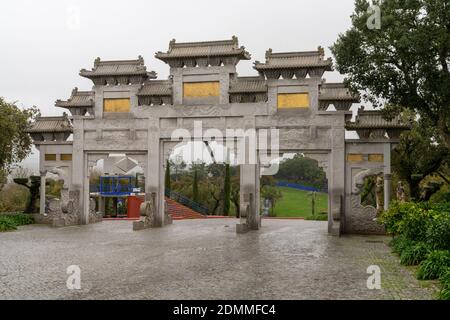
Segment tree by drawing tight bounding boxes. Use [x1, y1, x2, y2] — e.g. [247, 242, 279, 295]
[192, 169, 199, 203]
[0, 98, 39, 191]
[331, 0, 450, 147]
[170, 155, 187, 181]
[392, 121, 449, 199]
[275, 154, 327, 188]
[165, 160, 171, 191]
[0, 169, 7, 192]
[231, 174, 240, 217]
[261, 185, 283, 217]
[223, 164, 231, 216]
[260, 175, 276, 188]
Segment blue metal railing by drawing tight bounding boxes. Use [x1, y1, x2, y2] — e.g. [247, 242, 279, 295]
[165, 189, 210, 215]
[276, 181, 327, 193]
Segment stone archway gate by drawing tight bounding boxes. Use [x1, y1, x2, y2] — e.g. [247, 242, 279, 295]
[26, 37, 410, 235]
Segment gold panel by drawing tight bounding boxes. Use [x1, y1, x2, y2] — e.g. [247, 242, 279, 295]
[45, 154, 56, 161]
[347, 154, 364, 162]
[183, 82, 220, 98]
[368, 154, 384, 162]
[277, 93, 310, 109]
[103, 98, 131, 113]
[60, 154, 72, 161]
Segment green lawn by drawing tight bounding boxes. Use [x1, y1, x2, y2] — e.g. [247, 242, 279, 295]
[273, 186, 328, 218]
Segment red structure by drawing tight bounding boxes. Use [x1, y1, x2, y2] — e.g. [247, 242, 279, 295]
[127, 196, 144, 219]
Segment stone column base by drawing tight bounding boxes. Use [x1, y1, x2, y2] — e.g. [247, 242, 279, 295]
[330, 221, 341, 236]
[236, 223, 249, 234]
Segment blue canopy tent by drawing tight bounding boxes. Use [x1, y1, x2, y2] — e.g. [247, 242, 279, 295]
[99, 176, 133, 196]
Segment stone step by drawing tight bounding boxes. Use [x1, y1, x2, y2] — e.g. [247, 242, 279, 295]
[165, 197, 206, 220]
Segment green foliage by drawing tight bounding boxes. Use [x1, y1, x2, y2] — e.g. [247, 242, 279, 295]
[165, 160, 171, 191]
[400, 242, 432, 266]
[169, 163, 240, 216]
[223, 164, 230, 216]
[331, 0, 450, 148]
[261, 185, 283, 217]
[380, 201, 431, 240]
[425, 212, 450, 250]
[417, 250, 450, 280]
[430, 185, 450, 204]
[46, 179, 63, 199]
[169, 156, 187, 182]
[260, 175, 276, 188]
[360, 175, 376, 207]
[391, 122, 448, 200]
[439, 268, 450, 300]
[390, 234, 415, 256]
[275, 154, 327, 189]
[0, 98, 39, 174]
[0, 183, 30, 213]
[192, 169, 199, 203]
[0, 213, 34, 232]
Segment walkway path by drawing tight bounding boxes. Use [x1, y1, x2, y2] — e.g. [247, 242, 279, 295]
[0, 219, 437, 299]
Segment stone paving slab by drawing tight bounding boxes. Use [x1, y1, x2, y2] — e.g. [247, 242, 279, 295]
[0, 219, 438, 300]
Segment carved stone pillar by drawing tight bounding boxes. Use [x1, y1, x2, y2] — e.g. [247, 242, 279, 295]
[82, 160, 94, 224]
[98, 196, 105, 215]
[39, 170, 47, 215]
[383, 143, 392, 211]
[329, 126, 345, 236]
[147, 119, 164, 227]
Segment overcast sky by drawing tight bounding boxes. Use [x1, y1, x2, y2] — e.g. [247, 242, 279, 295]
[0, 0, 358, 172]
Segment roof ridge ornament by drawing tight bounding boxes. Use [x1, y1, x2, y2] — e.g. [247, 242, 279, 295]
[94, 57, 101, 68]
[232, 35, 238, 46]
[265, 48, 272, 60]
[317, 46, 325, 56]
[169, 39, 176, 51]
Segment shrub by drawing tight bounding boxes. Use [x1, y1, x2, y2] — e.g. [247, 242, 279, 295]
[0, 213, 34, 232]
[0, 216, 18, 232]
[8, 213, 34, 225]
[379, 201, 408, 235]
[402, 208, 433, 242]
[426, 213, 450, 250]
[0, 183, 30, 212]
[430, 202, 450, 213]
[430, 186, 450, 204]
[417, 250, 450, 280]
[380, 202, 430, 239]
[391, 234, 415, 255]
[400, 242, 432, 266]
[438, 268, 450, 300]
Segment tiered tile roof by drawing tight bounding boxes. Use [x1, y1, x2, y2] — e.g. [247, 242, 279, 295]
[79, 56, 156, 85]
[254, 47, 333, 79]
[155, 36, 251, 67]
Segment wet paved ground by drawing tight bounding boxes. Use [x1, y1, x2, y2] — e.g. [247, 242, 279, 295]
[0, 219, 438, 300]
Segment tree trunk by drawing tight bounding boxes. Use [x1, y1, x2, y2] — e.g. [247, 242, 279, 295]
[193, 170, 199, 203]
[407, 179, 421, 201]
[165, 160, 171, 191]
[438, 117, 450, 150]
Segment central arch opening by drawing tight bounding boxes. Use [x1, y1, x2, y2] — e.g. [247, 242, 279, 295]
[165, 141, 241, 219]
[262, 153, 329, 222]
